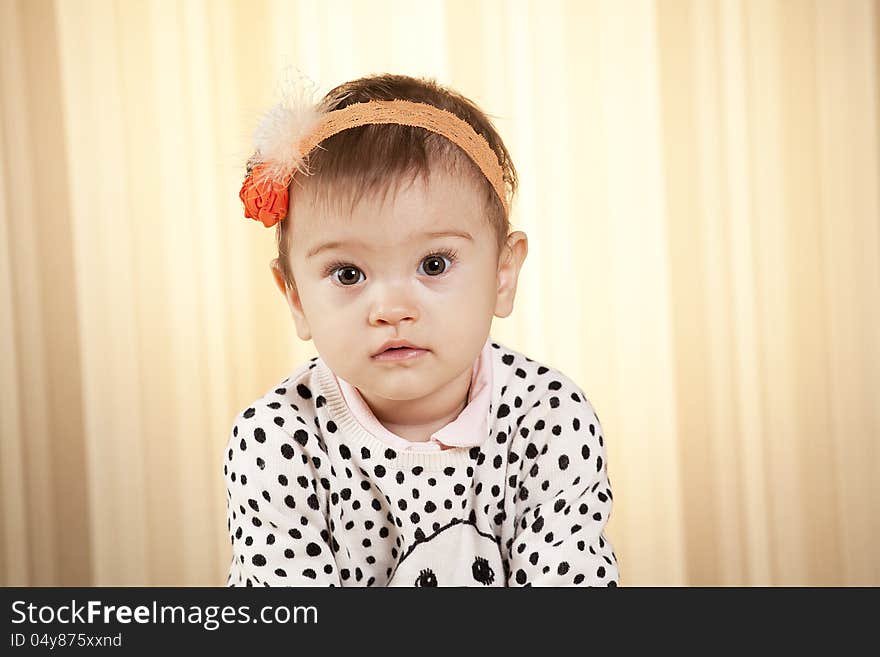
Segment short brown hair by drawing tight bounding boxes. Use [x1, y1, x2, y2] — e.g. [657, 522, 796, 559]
[276, 74, 518, 288]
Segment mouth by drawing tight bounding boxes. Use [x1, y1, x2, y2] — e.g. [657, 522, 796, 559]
[371, 346, 430, 362]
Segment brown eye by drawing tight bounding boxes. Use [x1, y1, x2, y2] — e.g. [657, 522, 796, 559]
[420, 254, 450, 276]
[334, 267, 363, 286]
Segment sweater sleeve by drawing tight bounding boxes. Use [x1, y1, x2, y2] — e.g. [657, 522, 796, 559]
[223, 408, 340, 586]
[506, 389, 619, 587]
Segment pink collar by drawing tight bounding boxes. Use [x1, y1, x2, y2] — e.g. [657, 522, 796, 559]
[334, 337, 493, 452]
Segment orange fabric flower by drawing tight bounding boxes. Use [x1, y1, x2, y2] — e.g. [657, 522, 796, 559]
[239, 162, 289, 227]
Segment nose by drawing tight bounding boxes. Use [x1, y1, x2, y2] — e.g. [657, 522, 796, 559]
[368, 283, 420, 326]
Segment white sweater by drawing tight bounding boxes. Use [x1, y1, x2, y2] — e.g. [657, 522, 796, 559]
[223, 339, 619, 586]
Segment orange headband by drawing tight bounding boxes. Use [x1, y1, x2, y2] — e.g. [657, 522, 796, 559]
[240, 99, 509, 227]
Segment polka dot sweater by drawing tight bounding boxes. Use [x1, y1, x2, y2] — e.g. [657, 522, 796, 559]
[223, 339, 619, 587]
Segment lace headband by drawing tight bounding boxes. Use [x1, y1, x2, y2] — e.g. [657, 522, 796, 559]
[239, 98, 509, 227]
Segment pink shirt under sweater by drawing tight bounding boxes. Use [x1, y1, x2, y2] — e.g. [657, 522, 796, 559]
[332, 337, 493, 453]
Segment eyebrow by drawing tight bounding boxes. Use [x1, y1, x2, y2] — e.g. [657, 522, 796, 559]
[306, 230, 474, 258]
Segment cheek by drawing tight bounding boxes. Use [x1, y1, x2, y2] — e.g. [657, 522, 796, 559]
[423, 276, 496, 320]
[436, 260, 497, 297]
[292, 282, 344, 336]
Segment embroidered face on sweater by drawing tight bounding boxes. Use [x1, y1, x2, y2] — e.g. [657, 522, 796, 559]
[386, 518, 506, 587]
[270, 165, 528, 439]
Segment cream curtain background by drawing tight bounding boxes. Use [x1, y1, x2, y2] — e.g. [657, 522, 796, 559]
[1, 0, 877, 586]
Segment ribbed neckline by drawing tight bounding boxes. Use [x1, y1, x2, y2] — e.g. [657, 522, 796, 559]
[314, 353, 499, 471]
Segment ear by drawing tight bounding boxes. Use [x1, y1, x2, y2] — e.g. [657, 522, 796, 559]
[270, 258, 312, 341]
[494, 231, 528, 319]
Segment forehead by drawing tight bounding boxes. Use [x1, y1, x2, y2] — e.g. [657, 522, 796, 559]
[289, 167, 487, 253]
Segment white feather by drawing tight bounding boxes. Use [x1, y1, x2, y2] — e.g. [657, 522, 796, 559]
[252, 69, 324, 185]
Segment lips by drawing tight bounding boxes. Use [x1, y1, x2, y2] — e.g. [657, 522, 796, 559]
[372, 339, 427, 357]
[372, 340, 429, 361]
[372, 347, 429, 362]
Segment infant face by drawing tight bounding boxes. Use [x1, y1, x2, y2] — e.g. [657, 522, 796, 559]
[284, 167, 503, 402]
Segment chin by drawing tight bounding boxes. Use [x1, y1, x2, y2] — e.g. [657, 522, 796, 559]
[368, 379, 435, 401]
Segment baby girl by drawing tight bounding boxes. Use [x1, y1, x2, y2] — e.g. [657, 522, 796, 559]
[224, 73, 619, 587]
